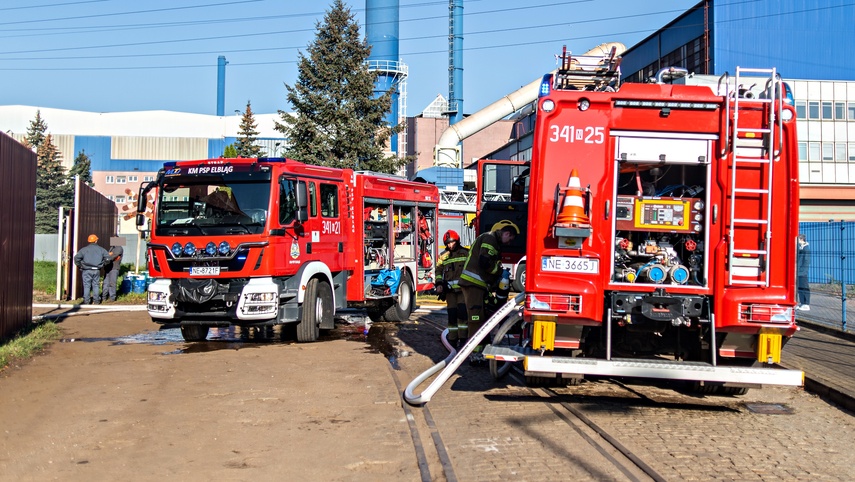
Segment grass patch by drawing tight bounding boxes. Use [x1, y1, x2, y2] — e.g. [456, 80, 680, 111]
[0, 321, 62, 372]
[33, 261, 57, 294]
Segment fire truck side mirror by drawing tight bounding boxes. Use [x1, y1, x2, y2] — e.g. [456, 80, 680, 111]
[136, 213, 145, 227]
[295, 181, 308, 223]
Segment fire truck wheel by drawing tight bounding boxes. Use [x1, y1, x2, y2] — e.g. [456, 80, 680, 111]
[720, 386, 749, 396]
[298, 278, 331, 342]
[489, 311, 524, 380]
[511, 263, 526, 293]
[180, 325, 209, 342]
[692, 381, 720, 394]
[366, 309, 385, 323]
[383, 273, 414, 322]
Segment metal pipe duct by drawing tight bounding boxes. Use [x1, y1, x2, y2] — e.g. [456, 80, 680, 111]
[434, 42, 626, 168]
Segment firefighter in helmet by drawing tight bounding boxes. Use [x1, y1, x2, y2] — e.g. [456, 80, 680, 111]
[458, 220, 519, 359]
[435, 230, 469, 346]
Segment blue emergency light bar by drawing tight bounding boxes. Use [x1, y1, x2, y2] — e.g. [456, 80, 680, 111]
[539, 74, 553, 97]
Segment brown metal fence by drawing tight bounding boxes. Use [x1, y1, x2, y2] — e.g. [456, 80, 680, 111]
[0, 132, 37, 342]
[65, 178, 118, 301]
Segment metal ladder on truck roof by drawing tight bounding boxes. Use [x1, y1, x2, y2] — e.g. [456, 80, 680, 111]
[723, 67, 783, 287]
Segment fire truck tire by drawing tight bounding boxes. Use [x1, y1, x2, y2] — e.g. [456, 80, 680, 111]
[298, 278, 331, 342]
[383, 273, 414, 322]
[512, 263, 526, 293]
[692, 381, 720, 394]
[366, 308, 385, 323]
[489, 311, 524, 380]
[180, 325, 209, 342]
[720, 386, 749, 396]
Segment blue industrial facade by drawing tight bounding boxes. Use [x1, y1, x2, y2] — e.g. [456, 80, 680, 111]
[621, 0, 855, 82]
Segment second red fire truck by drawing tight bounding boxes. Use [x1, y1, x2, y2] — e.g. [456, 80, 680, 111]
[483, 48, 804, 391]
[137, 157, 438, 342]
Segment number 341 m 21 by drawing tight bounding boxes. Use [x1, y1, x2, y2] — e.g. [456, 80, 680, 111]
[548, 125, 604, 144]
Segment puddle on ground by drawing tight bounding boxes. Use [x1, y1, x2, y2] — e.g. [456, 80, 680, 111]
[59, 320, 402, 365]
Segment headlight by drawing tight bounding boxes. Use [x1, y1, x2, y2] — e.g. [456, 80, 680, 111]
[218, 241, 231, 255]
[205, 242, 217, 256]
[247, 292, 276, 302]
[183, 242, 196, 256]
[171, 242, 182, 257]
[148, 291, 168, 302]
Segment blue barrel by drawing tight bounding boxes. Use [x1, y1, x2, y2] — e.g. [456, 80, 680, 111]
[132, 275, 146, 294]
[119, 278, 132, 294]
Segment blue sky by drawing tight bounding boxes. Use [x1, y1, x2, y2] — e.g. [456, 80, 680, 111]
[0, 0, 699, 117]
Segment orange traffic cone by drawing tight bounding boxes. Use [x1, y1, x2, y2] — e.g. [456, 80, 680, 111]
[556, 169, 590, 226]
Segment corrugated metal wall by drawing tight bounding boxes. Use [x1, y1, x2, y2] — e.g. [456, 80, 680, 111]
[714, 0, 855, 79]
[111, 136, 208, 161]
[68, 178, 119, 300]
[11, 132, 76, 170]
[0, 132, 36, 341]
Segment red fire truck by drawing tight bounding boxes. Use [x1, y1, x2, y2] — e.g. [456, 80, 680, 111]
[484, 49, 804, 391]
[137, 157, 438, 342]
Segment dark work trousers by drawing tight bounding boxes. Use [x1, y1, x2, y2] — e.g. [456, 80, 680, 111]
[460, 284, 488, 344]
[797, 275, 810, 305]
[81, 269, 101, 303]
[444, 290, 467, 343]
[102, 267, 120, 301]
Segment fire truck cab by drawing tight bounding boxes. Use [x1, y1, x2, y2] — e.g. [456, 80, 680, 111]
[138, 157, 438, 342]
[483, 48, 803, 391]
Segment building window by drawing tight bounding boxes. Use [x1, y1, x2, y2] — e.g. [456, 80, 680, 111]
[808, 101, 820, 119]
[822, 142, 833, 161]
[115, 196, 126, 203]
[128, 175, 138, 182]
[809, 142, 820, 161]
[144, 175, 154, 182]
[798, 142, 807, 161]
[107, 195, 114, 201]
[116, 176, 127, 184]
[849, 103, 855, 121]
[836, 143, 847, 162]
[795, 101, 806, 119]
[822, 101, 833, 119]
[835, 102, 846, 120]
[105, 175, 114, 184]
[850, 143, 855, 162]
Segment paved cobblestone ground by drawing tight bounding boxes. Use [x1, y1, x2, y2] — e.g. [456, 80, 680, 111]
[399, 307, 855, 481]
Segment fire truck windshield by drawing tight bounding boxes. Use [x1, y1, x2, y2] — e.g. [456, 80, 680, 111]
[156, 177, 271, 236]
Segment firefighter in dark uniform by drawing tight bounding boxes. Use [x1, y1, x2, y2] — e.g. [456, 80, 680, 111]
[458, 220, 519, 357]
[435, 230, 469, 347]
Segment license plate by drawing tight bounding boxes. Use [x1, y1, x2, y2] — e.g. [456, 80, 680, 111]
[541, 256, 599, 274]
[190, 266, 220, 276]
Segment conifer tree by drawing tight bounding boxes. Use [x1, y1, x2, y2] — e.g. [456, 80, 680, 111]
[25, 110, 48, 151]
[68, 149, 94, 187]
[35, 134, 71, 234]
[223, 144, 238, 158]
[235, 101, 265, 158]
[275, 0, 406, 173]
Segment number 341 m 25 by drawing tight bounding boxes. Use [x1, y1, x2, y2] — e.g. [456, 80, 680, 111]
[548, 125, 604, 144]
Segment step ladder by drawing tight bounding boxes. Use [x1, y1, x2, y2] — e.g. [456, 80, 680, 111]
[724, 67, 783, 287]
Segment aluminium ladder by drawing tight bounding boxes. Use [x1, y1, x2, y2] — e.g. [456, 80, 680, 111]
[725, 67, 783, 287]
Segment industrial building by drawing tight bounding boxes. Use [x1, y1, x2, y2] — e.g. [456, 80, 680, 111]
[619, 0, 855, 221]
[0, 105, 288, 233]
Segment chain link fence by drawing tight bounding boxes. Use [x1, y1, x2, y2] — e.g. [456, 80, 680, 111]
[798, 221, 855, 334]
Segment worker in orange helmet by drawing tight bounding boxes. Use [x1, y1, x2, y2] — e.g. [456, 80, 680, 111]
[458, 220, 519, 362]
[435, 230, 469, 347]
[73, 234, 111, 304]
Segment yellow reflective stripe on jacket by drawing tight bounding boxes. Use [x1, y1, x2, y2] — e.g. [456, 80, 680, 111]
[460, 269, 488, 288]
